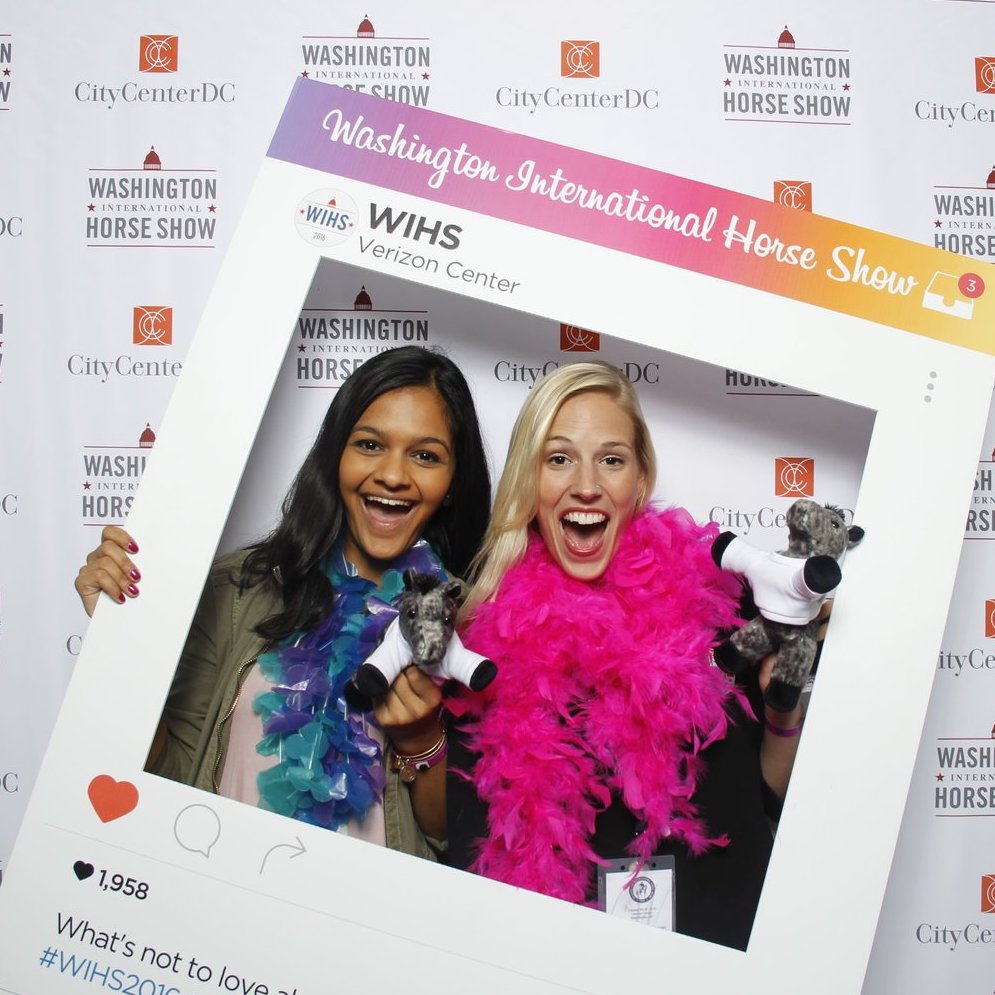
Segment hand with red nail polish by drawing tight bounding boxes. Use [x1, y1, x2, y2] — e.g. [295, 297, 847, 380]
[74, 526, 141, 617]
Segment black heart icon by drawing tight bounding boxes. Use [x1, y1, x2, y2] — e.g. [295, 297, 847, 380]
[73, 861, 94, 881]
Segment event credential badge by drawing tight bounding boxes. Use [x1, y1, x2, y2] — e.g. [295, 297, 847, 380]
[599, 857, 676, 929]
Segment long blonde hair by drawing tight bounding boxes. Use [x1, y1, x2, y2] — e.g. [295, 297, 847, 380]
[463, 362, 657, 615]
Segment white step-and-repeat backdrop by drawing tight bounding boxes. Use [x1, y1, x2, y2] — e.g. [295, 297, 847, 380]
[1, 3, 993, 992]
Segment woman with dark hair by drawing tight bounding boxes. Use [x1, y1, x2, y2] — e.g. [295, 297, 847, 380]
[239, 345, 489, 642]
[75, 345, 490, 858]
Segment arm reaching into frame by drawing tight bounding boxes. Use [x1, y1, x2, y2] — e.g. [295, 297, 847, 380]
[74, 526, 141, 616]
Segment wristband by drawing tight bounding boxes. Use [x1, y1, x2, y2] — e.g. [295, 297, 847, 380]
[764, 713, 805, 738]
[390, 731, 448, 783]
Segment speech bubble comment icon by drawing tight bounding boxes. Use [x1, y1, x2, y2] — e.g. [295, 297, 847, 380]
[173, 804, 221, 858]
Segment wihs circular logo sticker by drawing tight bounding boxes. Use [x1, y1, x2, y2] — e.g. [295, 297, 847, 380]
[628, 876, 656, 903]
[295, 188, 360, 248]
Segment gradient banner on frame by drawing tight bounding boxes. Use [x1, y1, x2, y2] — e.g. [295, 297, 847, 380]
[269, 79, 995, 355]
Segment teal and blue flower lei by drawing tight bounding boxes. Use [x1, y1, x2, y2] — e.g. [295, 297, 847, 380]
[252, 540, 447, 830]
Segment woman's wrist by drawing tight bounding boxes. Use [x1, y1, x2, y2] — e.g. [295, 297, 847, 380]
[389, 730, 448, 782]
[386, 715, 445, 758]
[763, 704, 805, 738]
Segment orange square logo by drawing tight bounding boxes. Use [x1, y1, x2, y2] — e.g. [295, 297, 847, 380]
[561, 40, 599, 78]
[976, 57, 995, 93]
[139, 35, 178, 73]
[560, 323, 600, 352]
[774, 180, 812, 212]
[774, 457, 814, 498]
[133, 306, 173, 346]
[986, 600, 995, 638]
[982, 874, 995, 913]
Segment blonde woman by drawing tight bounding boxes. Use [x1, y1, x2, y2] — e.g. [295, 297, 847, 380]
[445, 362, 805, 950]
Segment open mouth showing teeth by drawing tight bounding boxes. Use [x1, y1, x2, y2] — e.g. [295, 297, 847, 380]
[364, 495, 414, 517]
[560, 510, 608, 552]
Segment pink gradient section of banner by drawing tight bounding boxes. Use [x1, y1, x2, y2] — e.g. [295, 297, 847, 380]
[268, 80, 779, 264]
[268, 79, 995, 353]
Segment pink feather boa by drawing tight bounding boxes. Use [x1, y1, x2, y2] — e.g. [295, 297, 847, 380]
[454, 506, 746, 904]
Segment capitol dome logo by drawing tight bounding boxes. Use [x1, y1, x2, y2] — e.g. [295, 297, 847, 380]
[85, 145, 219, 248]
[295, 189, 360, 248]
[300, 16, 432, 107]
[722, 25, 852, 125]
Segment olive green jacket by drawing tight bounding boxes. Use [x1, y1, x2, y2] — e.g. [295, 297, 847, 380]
[150, 551, 441, 861]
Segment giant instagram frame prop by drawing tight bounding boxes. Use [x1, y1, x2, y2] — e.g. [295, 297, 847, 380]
[2, 81, 994, 995]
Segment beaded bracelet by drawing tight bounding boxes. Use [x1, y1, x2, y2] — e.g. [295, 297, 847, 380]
[390, 731, 449, 783]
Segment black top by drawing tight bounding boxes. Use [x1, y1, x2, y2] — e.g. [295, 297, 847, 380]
[444, 676, 777, 952]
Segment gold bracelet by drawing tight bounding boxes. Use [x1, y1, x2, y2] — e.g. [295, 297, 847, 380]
[390, 731, 448, 783]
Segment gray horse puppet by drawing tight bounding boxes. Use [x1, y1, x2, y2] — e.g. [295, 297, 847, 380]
[353, 571, 497, 698]
[711, 499, 864, 712]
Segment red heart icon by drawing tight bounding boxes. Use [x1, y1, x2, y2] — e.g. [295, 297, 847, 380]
[87, 775, 139, 823]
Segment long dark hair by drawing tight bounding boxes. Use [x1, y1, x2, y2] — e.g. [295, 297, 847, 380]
[242, 346, 491, 641]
